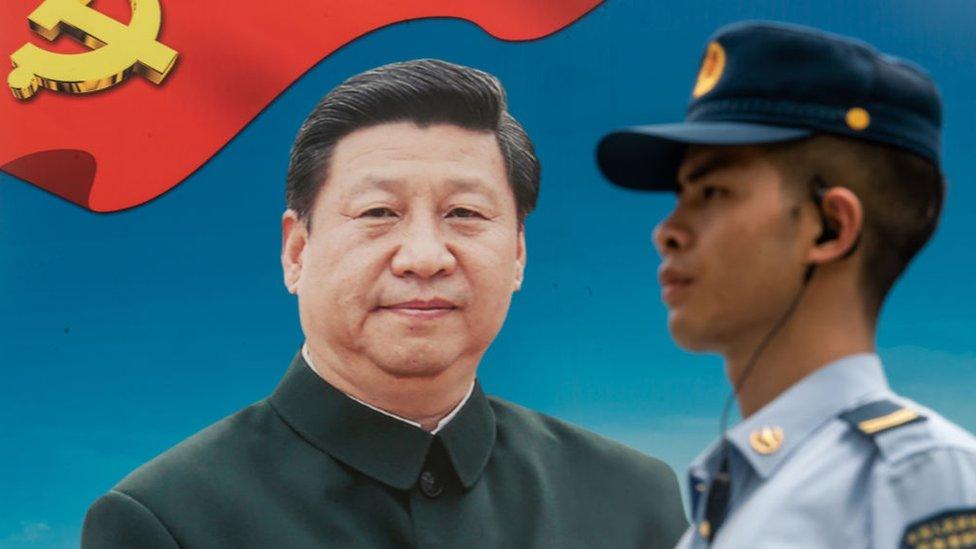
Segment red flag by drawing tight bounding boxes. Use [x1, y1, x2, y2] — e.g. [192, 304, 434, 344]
[1, 0, 601, 211]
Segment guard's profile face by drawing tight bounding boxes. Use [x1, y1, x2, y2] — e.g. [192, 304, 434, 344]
[283, 122, 525, 377]
[653, 145, 811, 354]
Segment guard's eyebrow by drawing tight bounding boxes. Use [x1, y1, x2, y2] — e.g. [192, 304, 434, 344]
[679, 153, 741, 186]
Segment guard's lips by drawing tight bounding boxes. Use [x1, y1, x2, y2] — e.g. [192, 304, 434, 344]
[658, 265, 694, 287]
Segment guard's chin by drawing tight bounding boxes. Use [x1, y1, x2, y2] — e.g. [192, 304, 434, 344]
[667, 314, 714, 353]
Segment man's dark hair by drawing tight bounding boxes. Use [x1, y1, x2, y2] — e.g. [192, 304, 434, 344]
[286, 59, 540, 226]
[767, 135, 945, 316]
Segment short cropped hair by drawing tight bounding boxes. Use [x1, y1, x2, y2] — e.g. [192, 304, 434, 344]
[285, 59, 540, 226]
[766, 135, 944, 316]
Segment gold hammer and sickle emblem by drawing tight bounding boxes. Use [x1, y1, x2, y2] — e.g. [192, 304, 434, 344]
[8, 0, 179, 100]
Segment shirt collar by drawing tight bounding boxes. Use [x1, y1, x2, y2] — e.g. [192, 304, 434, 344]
[690, 353, 890, 482]
[301, 343, 474, 434]
[269, 351, 496, 490]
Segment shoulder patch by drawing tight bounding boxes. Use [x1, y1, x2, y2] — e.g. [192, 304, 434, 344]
[900, 508, 976, 548]
[840, 399, 926, 437]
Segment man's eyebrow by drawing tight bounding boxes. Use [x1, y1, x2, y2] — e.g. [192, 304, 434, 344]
[680, 153, 740, 185]
[445, 177, 498, 195]
[340, 177, 400, 199]
[340, 176, 499, 199]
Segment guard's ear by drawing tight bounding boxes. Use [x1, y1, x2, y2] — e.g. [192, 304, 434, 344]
[514, 227, 527, 291]
[281, 210, 307, 294]
[806, 187, 863, 265]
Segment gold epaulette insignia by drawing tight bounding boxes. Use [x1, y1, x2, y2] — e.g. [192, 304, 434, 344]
[840, 400, 926, 437]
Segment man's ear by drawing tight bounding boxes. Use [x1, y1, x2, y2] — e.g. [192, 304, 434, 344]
[514, 228, 527, 291]
[281, 210, 308, 294]
[806, 187, 863, 265]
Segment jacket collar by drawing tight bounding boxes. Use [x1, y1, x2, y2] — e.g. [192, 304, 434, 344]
[268, 352, 496, 491]
[690, 353, 890, 483]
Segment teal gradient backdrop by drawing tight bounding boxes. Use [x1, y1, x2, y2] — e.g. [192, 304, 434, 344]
[2, 1, 974, 545]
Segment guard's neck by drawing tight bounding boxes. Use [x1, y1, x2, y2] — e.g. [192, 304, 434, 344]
[723, 285, 876, 419]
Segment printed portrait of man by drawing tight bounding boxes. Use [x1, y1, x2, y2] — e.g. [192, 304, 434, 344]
[81, 59, 687, 548]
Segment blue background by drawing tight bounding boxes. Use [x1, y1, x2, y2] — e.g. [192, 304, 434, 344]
[2, 1, 975, 545]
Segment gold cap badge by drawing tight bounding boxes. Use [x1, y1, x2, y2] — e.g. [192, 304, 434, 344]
[692, 41, 726, 98]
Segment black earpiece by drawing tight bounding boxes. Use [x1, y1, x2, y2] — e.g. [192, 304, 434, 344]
[805, 178, 834, 285]
[812, 182, 839, 244]
[811, 178, 861, 259]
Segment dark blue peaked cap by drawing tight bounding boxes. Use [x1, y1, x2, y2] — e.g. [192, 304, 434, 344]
[597, 21, 942, 191]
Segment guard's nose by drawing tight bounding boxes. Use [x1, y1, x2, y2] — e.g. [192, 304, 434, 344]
[652, 213, 692, 256]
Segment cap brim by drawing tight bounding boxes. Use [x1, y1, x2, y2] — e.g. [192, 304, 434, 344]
[596, 121, 814, 191]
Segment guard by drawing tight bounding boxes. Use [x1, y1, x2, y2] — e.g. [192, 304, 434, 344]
[597, 21, 976, 548]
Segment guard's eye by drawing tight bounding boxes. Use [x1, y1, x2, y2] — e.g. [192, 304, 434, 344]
[702, 186, 729, 201]
[447, 207, 486, 219]
[359, 207, 398, 218]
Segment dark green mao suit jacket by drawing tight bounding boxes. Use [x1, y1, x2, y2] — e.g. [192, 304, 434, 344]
[83, 354, 687, 548]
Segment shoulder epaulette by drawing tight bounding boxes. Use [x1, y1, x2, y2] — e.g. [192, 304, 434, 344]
[840, 399, 926, 437]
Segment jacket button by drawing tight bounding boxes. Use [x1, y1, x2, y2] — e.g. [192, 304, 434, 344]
[419, 470, 443, 498]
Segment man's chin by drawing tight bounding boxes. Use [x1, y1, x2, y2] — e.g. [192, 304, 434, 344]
[374, 359, 455, 379]
[365, 343, 466, 380]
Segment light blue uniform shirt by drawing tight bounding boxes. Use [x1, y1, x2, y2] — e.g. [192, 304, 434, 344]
[676, 353, 976, 548]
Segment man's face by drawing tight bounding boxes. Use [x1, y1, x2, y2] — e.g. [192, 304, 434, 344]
[654, 145, 812, 353]
[283, 122, 525, 378]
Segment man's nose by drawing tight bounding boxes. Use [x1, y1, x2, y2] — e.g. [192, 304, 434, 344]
[390, 216, 457, 279]
[652, 214, 692, 256]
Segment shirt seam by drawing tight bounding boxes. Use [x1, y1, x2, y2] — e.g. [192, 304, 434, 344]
[882, 441, 976, 468]
[265, 396, 331, 456]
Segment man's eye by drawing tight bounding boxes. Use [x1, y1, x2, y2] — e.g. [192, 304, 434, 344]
[447, 207, 485, 219]
[359, 207, 397, 218]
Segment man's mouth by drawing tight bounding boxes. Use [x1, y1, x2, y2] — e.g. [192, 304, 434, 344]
[378, 299, 459, 319]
